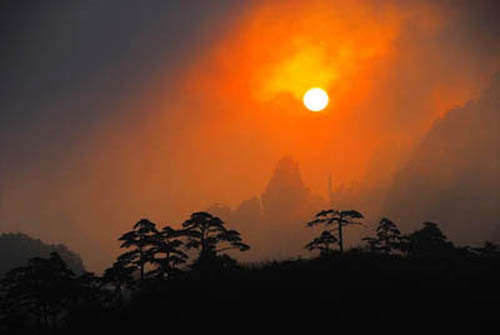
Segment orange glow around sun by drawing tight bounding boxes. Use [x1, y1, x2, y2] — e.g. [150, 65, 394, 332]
[174, 0, 476, 188]
[178, 0, 411, 183]
[188, 0, 406, 107]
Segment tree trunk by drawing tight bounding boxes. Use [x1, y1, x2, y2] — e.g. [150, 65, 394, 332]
[200, 227, 206, 258]
[139, 245, 145, 281]
[338, 216, 344, 253]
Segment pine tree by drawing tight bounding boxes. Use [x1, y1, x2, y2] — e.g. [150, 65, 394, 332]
[307, 209, 364, 253]
[363, 218, 404, 255]
[148, 226, 188, 279]
[305, 230, 338, 257]
[118, 219, 158, 281]
[0, 252, 75, 331]
[182, 212, 249, 268]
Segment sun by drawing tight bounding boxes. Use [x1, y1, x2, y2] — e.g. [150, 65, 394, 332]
[303, 87, 329, 112]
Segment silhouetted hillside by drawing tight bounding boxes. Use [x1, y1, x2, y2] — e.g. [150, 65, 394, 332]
[0, 233, 86, 276]
[2, 215, 499, 332]
[385, 73, 500, 244]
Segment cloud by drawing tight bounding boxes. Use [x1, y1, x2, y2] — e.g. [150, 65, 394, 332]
[1, 0, 499, 271]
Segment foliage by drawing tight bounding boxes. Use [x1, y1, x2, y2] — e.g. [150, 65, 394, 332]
[116, 219, 189, 283]
[304, 230, 338, 257]
[472, 241, 500, 258]
[405, 222, 455, 257]
[148, 226, 188, 279]
[306, 209, 364, 253]
[118, 219, 159, 281]
[102, 258, 135, 304]
[362, 218, 404, 255]
[182, 211, 250, 263]
[0, 252, 76, 331]
[4, 213, 500, 329]
[0, 232, 86, 277]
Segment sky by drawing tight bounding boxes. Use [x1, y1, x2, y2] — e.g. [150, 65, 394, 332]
[1, 0, 499, 272]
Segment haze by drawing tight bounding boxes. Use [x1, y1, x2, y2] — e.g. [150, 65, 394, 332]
[1, 0, 499, 272]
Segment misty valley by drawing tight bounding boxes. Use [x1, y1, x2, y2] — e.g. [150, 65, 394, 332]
[1, 0, 500, 330]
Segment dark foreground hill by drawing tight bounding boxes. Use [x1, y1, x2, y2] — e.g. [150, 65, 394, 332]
[61, 252, 500, 330]
[2, 249, 499, 333]
[2, 218, 499, 333]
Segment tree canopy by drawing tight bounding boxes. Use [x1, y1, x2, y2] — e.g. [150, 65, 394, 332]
[307, 209, 364, 253]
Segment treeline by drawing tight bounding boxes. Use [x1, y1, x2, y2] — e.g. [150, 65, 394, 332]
[0, 233, 86, 277]
[1, 208, 499, 330]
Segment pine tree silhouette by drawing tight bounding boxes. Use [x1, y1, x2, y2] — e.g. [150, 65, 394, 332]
[307, 209, 364, 253]
[182, 212, 249, 270]
[363, 218, 404, 255]
[148, 226, 188, 279]
[118, 219, 158, 281]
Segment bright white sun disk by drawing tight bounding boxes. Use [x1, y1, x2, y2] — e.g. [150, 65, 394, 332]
[303, 87, 329, 112]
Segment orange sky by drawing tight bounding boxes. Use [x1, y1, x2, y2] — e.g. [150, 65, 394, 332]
[76, 0, 499, 269]
[163, 0, 496, 195]
[2, 0, 499, 271]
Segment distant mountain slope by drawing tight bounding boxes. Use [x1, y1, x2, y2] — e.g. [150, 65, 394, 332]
[384, 73, 500, 244]
[0, 232, 86, 276]
[208, 156, 327, 261]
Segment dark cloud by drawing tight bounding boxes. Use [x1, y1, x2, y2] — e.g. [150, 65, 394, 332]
[0, 1, 499, 271]
[0, 0, 248, 171]
[0, 0, 249, 270]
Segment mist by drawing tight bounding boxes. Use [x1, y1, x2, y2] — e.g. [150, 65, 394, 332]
[1, 0, 499, 272]
[383, 73, 500, 244]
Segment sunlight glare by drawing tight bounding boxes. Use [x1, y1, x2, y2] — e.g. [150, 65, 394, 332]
[303, 88, 329, 112]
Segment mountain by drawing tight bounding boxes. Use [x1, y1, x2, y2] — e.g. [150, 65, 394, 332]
[384, 73, 500, 244]
[0, 232, 86, 276]
[208, 156, 326, 261]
